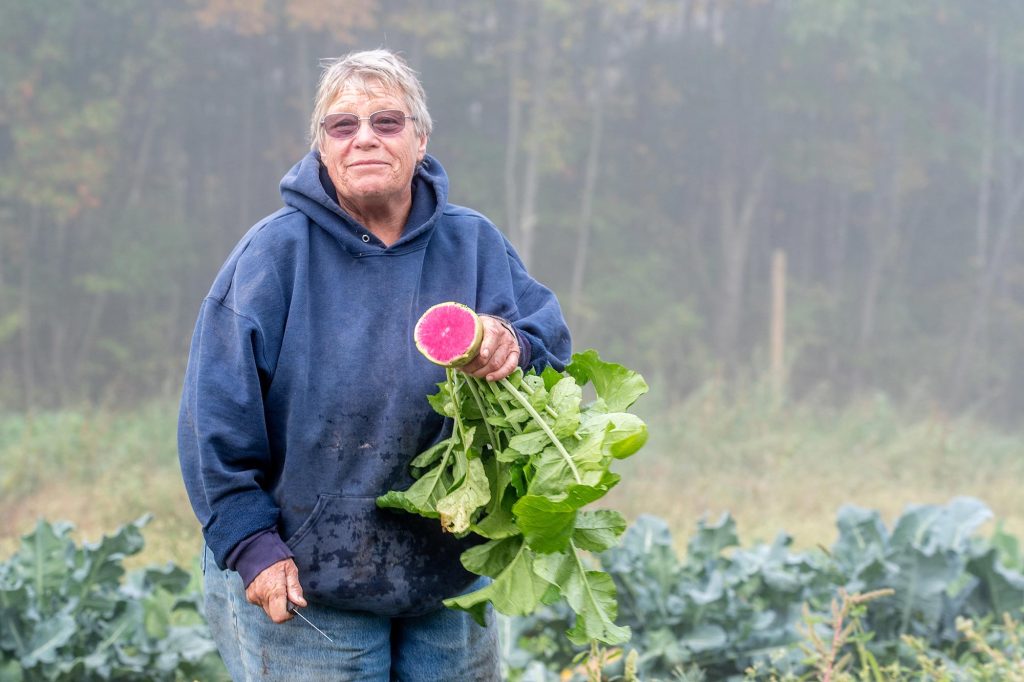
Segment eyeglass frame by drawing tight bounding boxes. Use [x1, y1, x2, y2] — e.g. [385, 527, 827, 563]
[319, 109, 419, 140]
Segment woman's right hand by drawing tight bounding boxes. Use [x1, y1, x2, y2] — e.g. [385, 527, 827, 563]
[245, 558, 307, 623]
[460, 315, 520, 382]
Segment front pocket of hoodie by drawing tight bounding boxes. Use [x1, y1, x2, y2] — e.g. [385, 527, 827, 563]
[285, 494, 477, 616]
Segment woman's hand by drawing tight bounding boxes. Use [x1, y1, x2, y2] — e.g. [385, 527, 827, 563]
[245, 558, 307, 623]
[460, 315, 520, 382]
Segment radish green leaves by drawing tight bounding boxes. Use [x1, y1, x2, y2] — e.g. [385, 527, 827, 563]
[377, 350, 648, 645]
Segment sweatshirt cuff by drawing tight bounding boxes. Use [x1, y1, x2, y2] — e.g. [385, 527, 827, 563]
[225, 528, 294, 588]
[513, 327, 532, 369]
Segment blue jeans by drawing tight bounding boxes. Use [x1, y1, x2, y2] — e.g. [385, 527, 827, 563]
[202, 548, 501, 681]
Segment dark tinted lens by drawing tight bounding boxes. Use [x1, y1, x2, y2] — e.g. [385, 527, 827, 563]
[370, 110, 405, 135]
[324, 113, 359, 138]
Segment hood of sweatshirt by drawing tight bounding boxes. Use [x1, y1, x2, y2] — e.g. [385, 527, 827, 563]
[279, 150, 449, 257]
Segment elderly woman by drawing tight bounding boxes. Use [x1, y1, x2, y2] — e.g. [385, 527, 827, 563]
[178, 49, 570, 680]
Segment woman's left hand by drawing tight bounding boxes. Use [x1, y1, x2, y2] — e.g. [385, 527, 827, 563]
[460, 316, 520, 382]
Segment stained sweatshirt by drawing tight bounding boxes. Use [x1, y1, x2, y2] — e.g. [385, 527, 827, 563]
[177, 150, 571, 617]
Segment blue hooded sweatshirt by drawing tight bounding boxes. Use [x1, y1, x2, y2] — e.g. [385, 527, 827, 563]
[178, 151, 571, 616]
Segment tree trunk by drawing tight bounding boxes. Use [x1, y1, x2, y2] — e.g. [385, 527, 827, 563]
[0, 221, 9, 401]
[975, 27, 997, 268]
[297, 29, 313, 146]
[950, 38, 1022, 406]
[503, 2, 525, 242]
[125, 93, 159, 210]
[516, 16, 553, 270]
[712, 3, 775, 369]
[715, 159, 769, 366]
[825, 188, 851, 389]
[236, 71, 255, 234]
[20, 205, 37, 409]
[567, 84, 604, 333]
[568, 9, 612, 333]
[852, 116, 904, 393]
[770, 249, 787, 403]
[49, 218, 71, 405]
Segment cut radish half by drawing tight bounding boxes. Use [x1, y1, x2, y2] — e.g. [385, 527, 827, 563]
[414, 302, 484, 367]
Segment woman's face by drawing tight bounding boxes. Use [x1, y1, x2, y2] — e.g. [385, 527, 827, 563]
[319, 83, 427, 212]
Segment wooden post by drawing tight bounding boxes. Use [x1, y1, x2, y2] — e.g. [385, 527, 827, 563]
[771, 249, 787, 403]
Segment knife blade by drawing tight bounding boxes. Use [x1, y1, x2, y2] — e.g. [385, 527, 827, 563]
[287, 601, 334, 643]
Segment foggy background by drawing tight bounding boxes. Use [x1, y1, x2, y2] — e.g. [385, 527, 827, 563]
[2, 0, 1024, 427]
[5, 8, 1024, 677]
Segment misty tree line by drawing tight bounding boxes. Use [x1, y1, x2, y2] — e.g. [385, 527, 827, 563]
[1, 0, 1023, 424]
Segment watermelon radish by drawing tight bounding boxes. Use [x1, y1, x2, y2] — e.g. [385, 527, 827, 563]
[414, 302, 484, 367]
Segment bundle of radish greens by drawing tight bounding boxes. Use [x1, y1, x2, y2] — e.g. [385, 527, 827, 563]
[377, 302, 648, 646]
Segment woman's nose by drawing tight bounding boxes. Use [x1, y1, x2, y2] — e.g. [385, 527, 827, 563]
[352, 120, 380, 146]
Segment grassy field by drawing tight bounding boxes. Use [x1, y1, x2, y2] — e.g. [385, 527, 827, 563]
[607, 382, 1024, 551]
[0, 402, 198, 568]
[2, 387, 1024, 567]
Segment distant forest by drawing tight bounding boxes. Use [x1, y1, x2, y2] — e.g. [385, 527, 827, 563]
[2, 1, 1023, 425]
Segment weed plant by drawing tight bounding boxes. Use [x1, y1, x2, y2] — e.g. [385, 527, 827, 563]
[747, 602, 1024, 681]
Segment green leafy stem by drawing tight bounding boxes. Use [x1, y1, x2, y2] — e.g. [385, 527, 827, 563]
[464, 374, 500, 451]
[497, 377, 583, 485]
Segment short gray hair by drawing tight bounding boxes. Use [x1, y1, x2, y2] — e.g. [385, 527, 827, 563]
[310, 49, 432, 152]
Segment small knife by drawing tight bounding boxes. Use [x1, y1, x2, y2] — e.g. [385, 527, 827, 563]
[287, 601, 334, 643]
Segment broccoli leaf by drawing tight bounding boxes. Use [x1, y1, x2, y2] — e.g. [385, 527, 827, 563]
[534, 546, 631, 645]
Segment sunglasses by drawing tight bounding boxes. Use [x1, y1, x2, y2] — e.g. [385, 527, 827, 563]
[320, 109, 417, 139]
